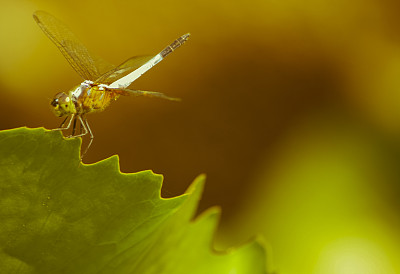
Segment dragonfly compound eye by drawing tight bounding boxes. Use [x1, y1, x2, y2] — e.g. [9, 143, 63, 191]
[50, 98, 59, 107]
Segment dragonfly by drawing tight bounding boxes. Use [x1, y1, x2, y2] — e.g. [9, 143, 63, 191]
[33, 11, 189, 158]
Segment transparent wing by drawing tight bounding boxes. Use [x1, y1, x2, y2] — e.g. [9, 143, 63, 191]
[95, 55, 154, 84]
[33, 11, 114, 80]
[108, 88, 181, 101]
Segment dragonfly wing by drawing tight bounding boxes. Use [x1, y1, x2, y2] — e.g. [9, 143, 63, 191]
[107, 88, 181, 101]
[96, 55, 154, 84]
[92, 54, 116, 77]
[33, 11, 114, 80]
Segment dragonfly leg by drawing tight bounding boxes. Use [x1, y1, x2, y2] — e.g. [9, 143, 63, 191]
[52, 114, 75, 131]
[80, 120, 83, 135]
[80, 116, 94, 159]
[71, 116, 78, 136]
[66, 115, 87, 138]
[59, 116, 69, 128]
[63, 115, 93, 159]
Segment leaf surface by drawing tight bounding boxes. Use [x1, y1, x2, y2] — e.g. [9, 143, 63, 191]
[0, 128, 266, 273]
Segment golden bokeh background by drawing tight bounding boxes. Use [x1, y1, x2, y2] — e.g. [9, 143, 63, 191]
[1, 0, 400, 273]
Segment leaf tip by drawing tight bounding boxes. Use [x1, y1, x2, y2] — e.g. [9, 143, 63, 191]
[185, 173, 206, 195]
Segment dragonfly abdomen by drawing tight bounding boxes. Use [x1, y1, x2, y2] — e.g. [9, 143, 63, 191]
[160, 33, 190, 58]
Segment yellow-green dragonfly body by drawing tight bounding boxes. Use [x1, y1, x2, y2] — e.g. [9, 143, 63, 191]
[33, 11, 189, 157]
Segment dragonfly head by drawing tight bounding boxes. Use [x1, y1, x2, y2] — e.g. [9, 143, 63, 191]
[50, 92, 76, 117]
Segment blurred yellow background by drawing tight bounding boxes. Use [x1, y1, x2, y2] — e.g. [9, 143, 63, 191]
[1, 0, 400, 273]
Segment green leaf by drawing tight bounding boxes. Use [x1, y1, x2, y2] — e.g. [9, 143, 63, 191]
[0, 127, 267, 273]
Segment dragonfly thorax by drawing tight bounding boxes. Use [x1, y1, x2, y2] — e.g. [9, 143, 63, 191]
[50, 92, 76, 117]
[71, 80, 94, 98]
[70, 80, 121, 115]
